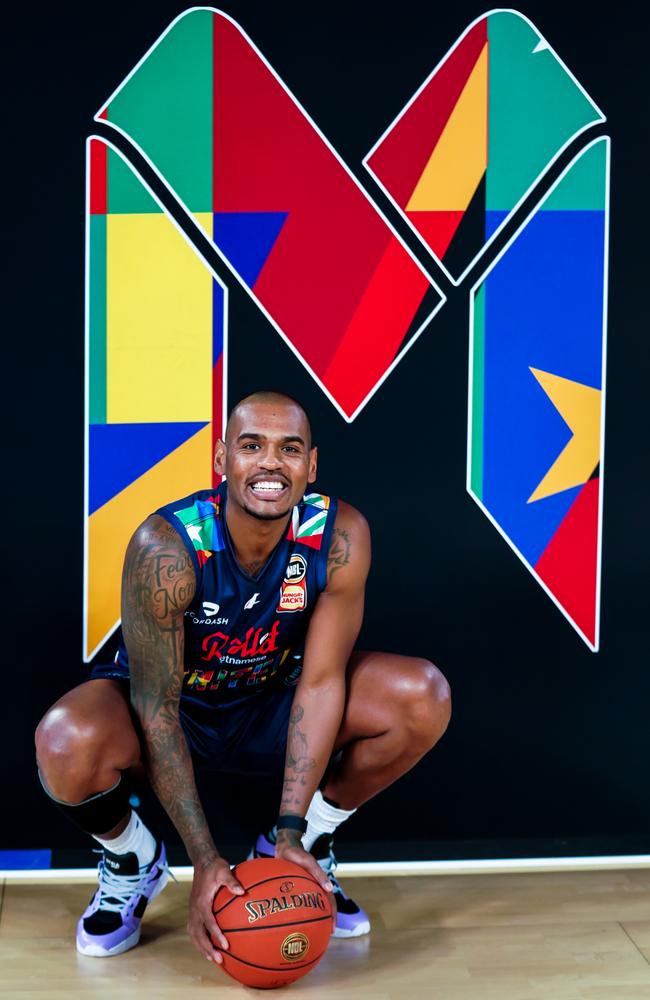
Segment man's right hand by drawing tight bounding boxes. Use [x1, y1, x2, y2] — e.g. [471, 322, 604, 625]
[188, 857, 245, 963]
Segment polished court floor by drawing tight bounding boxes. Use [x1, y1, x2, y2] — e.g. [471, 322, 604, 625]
[2, 869, 650, 998]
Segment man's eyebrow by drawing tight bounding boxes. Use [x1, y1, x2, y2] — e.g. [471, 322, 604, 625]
[236, 432, 307, 446]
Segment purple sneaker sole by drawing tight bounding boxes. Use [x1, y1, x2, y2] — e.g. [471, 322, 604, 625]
[248, 832, 371, 938]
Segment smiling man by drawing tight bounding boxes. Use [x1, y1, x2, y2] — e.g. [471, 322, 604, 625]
[35, 391, 451, 962]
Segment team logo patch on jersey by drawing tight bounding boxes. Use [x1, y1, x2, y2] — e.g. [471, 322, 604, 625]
[277, 554, 307, 612]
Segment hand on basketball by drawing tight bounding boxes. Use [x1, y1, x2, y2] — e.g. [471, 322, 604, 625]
[275, 829, 333, 893]
[188, 856, 244, 963]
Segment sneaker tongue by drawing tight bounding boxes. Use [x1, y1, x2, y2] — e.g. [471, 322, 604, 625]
[103, 849, 140, 876]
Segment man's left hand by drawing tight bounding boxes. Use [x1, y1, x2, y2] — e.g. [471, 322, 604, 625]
[275, 828, 333, 893]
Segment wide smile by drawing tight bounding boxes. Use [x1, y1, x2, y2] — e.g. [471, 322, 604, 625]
[247, 479, 290, 502]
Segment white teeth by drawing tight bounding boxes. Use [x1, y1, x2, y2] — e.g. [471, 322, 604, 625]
[251, 481, 285, 492]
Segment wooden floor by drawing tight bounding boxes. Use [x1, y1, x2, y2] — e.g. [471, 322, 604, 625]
[2, 869, 650, 998]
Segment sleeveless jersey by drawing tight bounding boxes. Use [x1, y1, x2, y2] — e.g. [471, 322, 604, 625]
[115, 481, 338, 708]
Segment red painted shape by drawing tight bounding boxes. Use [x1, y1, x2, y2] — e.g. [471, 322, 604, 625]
[407, 210, 464, 259]
[323, 236, 431, 415]
[89, 138, 107, 215]
[535, 478, 599, 645]
[212, 352, 223, 487]
[212, 14, 432, 410]
[367, 19, 487, 208]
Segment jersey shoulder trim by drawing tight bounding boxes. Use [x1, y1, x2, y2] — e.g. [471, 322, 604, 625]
[287, 492, 332, 551]
[167, 491, 224, 568]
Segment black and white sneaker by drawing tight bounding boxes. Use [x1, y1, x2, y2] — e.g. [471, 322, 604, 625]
[76, 840, 169, 957]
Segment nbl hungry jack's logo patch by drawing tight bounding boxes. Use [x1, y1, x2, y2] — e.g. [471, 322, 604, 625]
[277, 554, 307, 613]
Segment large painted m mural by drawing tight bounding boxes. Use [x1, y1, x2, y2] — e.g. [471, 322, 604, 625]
[84, 8, 609, 660]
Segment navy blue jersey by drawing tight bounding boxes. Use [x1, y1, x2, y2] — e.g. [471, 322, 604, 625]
[113, 481, 337, 708]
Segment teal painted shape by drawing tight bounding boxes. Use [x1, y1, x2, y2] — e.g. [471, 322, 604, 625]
[487, 11, 602, 211]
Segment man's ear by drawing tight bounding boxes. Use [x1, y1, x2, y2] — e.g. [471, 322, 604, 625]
[214, 439, 227, 477]
[308, 446, 318, 484]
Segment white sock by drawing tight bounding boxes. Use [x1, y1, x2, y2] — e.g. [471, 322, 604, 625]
[302, 790, 356, 851]
[93, 810, 156, 868]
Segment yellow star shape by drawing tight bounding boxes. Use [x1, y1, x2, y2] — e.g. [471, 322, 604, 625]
[527, 367, 601, 503]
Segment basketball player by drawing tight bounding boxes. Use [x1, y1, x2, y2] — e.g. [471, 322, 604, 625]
[35, 391, 451, 963]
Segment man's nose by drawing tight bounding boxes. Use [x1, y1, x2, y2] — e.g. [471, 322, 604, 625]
[259, 447, 283, 468]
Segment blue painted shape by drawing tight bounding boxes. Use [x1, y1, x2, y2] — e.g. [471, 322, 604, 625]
[89, 422, 208, 513]
[480, 208, 605, 566]
[213, 212, 288, 287]
[213, 280, 225, 365]
[485, 210, 509, 242]
[0, 849, 52, 870]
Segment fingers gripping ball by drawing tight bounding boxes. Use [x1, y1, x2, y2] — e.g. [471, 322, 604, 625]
[212, 858, 334, 989]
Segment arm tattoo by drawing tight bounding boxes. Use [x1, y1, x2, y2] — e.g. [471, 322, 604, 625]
[327, 527, 351, 584]
[280, 703, 316, 813]
[122, 517, 217, 866]
[276, 827, 303, 851]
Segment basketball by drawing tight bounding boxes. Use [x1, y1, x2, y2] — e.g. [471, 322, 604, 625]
[211, 857, 335, 989]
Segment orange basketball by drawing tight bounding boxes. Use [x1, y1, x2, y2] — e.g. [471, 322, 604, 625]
[212, 857, 334, 989]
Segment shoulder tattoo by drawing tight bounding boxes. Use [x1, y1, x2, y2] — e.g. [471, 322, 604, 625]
[327, 527, 351, 584]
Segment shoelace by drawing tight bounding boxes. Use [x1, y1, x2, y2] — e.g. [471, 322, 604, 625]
[316, 847, 346, 893]
[94, 860, 149, 913]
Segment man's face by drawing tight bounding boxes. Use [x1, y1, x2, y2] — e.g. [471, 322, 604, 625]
[214, 401, 317, 521]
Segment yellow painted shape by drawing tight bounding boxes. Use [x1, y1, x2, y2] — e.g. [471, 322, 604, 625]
[528, 368, 601, 503]
[406, 44, 488, 212]
[106, 212, 213, 423]
[86, 424, 212, 658]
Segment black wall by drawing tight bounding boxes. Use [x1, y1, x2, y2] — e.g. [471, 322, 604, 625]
[5, 1, 648, 863]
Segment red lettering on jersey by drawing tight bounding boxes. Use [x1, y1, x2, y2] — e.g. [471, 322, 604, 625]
[259, 619, 281, 654]
[201, 631, 230, 661]
[227, 620, 282, 659]
[200, 620, 281, 662]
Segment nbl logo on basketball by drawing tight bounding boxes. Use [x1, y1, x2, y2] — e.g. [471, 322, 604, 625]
[281, 932, 310, 962]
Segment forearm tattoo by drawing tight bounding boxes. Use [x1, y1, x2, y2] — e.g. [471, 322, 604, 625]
[280, 704, 316, 814]
[327, 527, 351, 584]
[122, 518, 216, 866]
[276, 827, 303, 851]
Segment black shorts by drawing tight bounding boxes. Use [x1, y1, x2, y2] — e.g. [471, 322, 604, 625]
[88, 664, 295, 777]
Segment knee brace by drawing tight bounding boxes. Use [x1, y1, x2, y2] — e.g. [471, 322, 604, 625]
[38, 770, 131, 835]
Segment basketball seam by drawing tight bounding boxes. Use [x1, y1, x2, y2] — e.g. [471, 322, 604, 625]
[213, 871, 322, 917]
[219, 913, 333, 934]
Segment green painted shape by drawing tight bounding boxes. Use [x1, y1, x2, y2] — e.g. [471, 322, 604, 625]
[487, 12, 601, 211]
[89, 214, 107, 424]
[470, 282, 485, 499]
[106, 10, 213, 213]
[542, 139, 607, 210]
[107, 146, 163, 214]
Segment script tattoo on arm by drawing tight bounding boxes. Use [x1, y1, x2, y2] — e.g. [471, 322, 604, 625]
[123, 516, 217, 868]
[327, 527, 351, 585]
[278, 704, 316, 826]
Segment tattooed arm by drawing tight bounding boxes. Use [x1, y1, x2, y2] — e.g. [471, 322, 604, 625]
[275, 502, 371, 879]
[122, 515, 243, 963]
